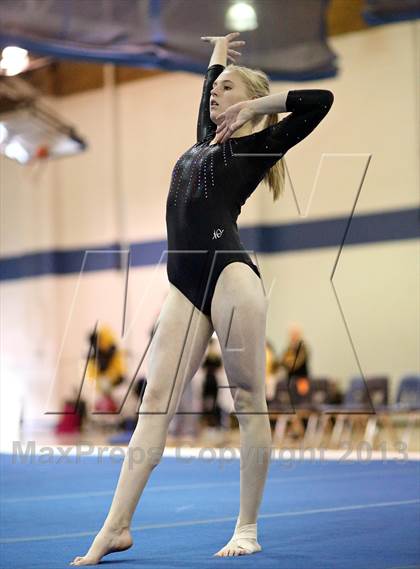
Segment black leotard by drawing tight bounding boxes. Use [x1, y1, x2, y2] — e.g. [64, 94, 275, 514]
[165, 64, 333, 317]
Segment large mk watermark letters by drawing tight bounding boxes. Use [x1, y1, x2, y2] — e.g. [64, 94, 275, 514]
[45, 149, 375, 418]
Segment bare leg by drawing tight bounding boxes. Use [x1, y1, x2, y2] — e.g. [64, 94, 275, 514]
[210, 263, 272, 557]
[70, 284, 214, 565]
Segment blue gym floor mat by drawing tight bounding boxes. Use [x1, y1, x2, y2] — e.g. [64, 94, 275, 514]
[1, 453, 419, 568]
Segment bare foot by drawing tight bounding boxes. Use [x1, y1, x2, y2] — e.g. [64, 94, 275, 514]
[213, 522, 262, 557]
[69, 526, 133, 566]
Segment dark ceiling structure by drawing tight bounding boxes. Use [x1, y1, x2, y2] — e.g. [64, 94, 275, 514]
[0, 0, 418, 99]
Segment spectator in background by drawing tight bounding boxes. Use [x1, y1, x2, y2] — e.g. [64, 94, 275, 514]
[87, 326, 126, 392]
[328, 380, 344, 405]
[86, 325, 127, 426]
[278, 323, 311, 406]
[327, 380, 344, 429]
[276, 323, 312, 438]
[201, 337, 223, 430]
[265, 339, 277, 402]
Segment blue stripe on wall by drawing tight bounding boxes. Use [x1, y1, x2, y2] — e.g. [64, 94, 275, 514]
[240, 207, 420, 253]
[0, 244, 123, 281]
[1, 208, 419, 282]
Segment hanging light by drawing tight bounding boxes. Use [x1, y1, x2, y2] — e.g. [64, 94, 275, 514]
[225, 1, 258, 32]
[0, 75, 87, 165]
[0, 104, 87, 164]
[0, 46, 30, 76]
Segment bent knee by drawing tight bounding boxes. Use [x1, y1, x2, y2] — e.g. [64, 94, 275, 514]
[141, 387, 173, 414]
[234, 387, 267, 414]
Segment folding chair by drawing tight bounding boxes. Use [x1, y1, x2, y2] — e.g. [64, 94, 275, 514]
[268, 379, 293, 444]
[361, 377, 389, 446]
[303, 378, 332, 447]
[326, 376, 388, 448]
[387, 375, 420, 449]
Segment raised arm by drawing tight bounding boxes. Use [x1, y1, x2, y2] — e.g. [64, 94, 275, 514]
[197, 32, 245, 143]
[248, 89, 334, 159]
[196, 64, 225, 143]
[215, 88, 334, 160]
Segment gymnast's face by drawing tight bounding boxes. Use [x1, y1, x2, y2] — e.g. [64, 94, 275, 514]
[209, 70, 249, 123]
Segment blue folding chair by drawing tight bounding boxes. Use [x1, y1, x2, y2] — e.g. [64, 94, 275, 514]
[394, 376, 420, 411]
[326, 376, 389, 448]
[386, 375, 420, 449]
[303, 378, 332, 446]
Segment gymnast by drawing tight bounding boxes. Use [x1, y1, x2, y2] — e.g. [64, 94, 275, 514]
[70, 31, 333, 565]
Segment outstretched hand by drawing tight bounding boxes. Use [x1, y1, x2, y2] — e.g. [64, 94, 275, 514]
[213, 101, 256, 144]
[200, 31, 245, 63]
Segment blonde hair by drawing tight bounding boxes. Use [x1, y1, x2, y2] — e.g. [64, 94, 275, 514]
[226, 64, 285, 201]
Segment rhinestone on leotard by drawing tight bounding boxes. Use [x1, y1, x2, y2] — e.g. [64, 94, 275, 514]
[210, 151, 215, 187]
[197, 153, 203, 193]
[228, 139, 234, 158]
[171, 158, 184, 207]
[184, 147, 205, 202]
[222, 142, 228, 166]
[203, 154, 208, 198]
[184, 158, 196, 202]
[198, 151, 206, 196]
[199, 144, 213, 197]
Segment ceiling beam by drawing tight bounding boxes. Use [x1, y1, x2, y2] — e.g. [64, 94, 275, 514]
[1, 0, 370, 99]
